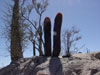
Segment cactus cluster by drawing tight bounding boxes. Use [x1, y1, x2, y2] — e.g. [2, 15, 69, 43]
[44, 12, 63, 57]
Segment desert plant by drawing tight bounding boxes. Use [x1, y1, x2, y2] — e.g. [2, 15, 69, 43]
[11, 0, 23, 61]
[44, 17, 51, 56]
[53, 12, 63, 57]
[62, 26, 82, 57]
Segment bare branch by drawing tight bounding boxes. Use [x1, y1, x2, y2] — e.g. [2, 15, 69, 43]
[62, 26, 82, 56]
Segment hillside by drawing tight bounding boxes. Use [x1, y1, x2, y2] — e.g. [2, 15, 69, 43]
[0, 51, 100, 75]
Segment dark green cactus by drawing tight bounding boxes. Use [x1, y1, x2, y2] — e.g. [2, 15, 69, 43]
[53, 12, 63, 57]
[44, 17, 51, 56]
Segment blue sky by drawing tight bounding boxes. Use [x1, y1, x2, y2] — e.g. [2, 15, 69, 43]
[0, 0, 100, 67]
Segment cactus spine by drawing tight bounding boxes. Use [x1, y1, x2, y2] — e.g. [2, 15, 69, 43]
[53, 13, 63, 57]
[44, 17, 51, 56]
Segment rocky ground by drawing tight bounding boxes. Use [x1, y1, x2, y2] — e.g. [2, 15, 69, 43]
[0, 51, 100, 75]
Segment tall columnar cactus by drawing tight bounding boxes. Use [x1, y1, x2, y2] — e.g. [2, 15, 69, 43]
[53, 12, 63, 57]
[44, 17, 51, 56]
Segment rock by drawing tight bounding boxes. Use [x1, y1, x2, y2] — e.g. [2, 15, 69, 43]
[0, 52, 100, 75]
[94, 52, 100, 60]
[94, 72, 100, 75]
[89, 51, 100, 60]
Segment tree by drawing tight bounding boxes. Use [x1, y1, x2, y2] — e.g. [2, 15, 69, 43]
[3, 0, 49, 56]
[62, 26, 82, 57]
[22, 0, 48, 56]
[3, 0, 30, 56]
[10, 0, 23, 61]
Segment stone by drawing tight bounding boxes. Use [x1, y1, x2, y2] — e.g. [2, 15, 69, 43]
[95, 52, 100, 60]
[1, 52, 100, 75]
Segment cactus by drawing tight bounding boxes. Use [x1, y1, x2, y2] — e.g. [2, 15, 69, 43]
[53, 12, 63, 57]
[44, 17, 51, 56]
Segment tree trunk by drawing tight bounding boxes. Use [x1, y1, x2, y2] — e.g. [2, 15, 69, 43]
[33, 40, 36, 56]
[11, 0, 23, 61]
[38, 26, 43, 56]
